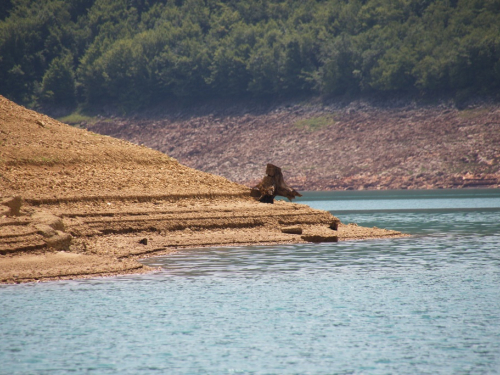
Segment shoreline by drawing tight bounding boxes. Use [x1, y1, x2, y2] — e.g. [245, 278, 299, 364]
[0, 197, 407, 285]
[1, 228, 408, 285]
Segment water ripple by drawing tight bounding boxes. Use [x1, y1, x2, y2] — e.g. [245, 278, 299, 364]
[1, 197, 500, 374]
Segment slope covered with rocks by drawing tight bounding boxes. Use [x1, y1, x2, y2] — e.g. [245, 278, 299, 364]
[87, 98, 500, 191]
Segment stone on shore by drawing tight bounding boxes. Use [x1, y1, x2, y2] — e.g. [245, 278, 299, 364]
[281, 226, 303, 235]
[45, 232, 73, 251]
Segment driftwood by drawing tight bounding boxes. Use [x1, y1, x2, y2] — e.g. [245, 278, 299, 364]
[251, 164, 302, 203]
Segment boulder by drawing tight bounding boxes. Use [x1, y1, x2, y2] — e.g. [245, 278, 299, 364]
[45, 231, 73, 250]
[32, 212, 65, 231]
[329, 220, 340, 231]
[34, 224, 58, 238]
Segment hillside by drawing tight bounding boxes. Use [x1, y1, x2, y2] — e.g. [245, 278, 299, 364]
[0, 95, 404, 284]
[1, 0, 499, 110]
[86, 98, 500, 191]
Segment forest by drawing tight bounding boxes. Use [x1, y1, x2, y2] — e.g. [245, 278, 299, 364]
[1, 0, 499, 111]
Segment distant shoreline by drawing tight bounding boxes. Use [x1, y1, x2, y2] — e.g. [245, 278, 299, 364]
[78, 96, 500, 192]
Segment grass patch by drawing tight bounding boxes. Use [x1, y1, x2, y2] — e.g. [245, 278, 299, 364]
[8, 156, 61, 166]
[57, 112, 98, 126]
[457, 107, 491, 119]
[294, 115, 335, 131]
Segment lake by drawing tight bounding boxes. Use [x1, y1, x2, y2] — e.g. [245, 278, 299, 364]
[1, 189, 500, 374]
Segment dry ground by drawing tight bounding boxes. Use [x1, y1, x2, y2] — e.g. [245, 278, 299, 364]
[0, 95, 404, 284]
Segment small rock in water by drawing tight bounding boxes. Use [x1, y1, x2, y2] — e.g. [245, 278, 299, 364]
[301, 234, 338, 243]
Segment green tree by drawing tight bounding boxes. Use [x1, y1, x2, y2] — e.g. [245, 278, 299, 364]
[1, 0, 500, 109]
[0, 0, 13, 20]
[40, 53, 76, 107]
[318, 34, 362, 95]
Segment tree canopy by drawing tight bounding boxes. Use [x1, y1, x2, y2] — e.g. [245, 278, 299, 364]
[1, 0, 499, 111]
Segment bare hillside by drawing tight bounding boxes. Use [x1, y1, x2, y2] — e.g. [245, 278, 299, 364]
[87, 99, 500, 190]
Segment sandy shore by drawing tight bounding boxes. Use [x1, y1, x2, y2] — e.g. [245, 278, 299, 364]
[0, 95, 405, 284]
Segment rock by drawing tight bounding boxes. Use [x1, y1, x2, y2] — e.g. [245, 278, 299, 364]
[281, 226, 303, 235]
[1, 196, 22, 216]
[45, 231, 73, 250]
[34, 224, 57, 238]
[31, 211, 74, 250]
[329, 220, 340, 231]
[301, 234, 338, 243]
[139, 238, 148, 245]
[32, 212, 65, 231]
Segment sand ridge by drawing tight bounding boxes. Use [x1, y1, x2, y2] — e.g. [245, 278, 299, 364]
[0, 96, 405, 284]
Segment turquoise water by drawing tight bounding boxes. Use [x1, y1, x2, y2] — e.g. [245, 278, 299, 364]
[1, 189, 500, 374]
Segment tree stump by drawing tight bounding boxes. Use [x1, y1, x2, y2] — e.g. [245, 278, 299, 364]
[251, 164, 302, 203]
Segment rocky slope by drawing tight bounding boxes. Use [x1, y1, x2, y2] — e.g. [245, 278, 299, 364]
[86, 98, 500, 191]
[0, 96, 404, 284]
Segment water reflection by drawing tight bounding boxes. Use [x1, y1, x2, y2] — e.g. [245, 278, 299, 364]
[141, 205, 500, 278]
[141, 237, 500, 279]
